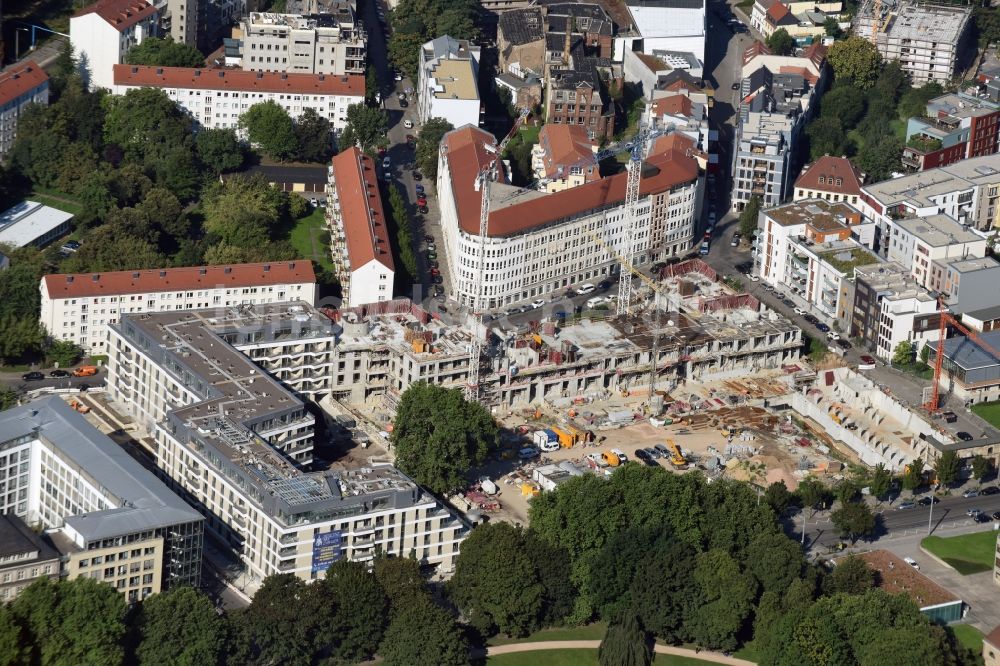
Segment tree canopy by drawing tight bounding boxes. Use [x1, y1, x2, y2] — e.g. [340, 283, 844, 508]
[416, 118, 455, 181]
[766, 29, 795, 56]
[391, 382, 498, 494]
[828, 37, 882, 90]
[831, 501, 877, 542]
[239, 102, 299, 161]
[338, 103, 389, 155]
[389, 0, 479, 80]
[739, 195, 761, 237]
[599, 614, 651, 666]
[379, 594, 471, 666]
[136, 586, 225, 666]
[125, 37, 205, 68]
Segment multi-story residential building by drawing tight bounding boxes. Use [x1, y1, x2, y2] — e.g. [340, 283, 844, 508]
[793, 156, 863, 206]
[750, 0, 841, 41]
[731, 43, 827, 210]
[646, 92, 717, 173]
[624, 50, 705, 101]
[530, 123, 599, 192]
[417, 36, 480, 129]
[70, 0, 160, 91]
[902, 93, 1000, 171]
[626, 0, 706, 63]
[327, 148, 395, 306]
[0, 396, 204, 601]
[497, 7, 544, 76]
[850, 263, 940, 361]
[884, 215, 986, 289]
[856, 2, 971, 85]
[111, 65, 364, 132]
[545, 60, 616, 143]
[437, 125, 703, 309]
[857, 154, 1000, 237]
[936, 256, 1000, 314]
[0, 513, 60, 602]
[240, 8, 366, 76]
[39, 261, 316, 354]
[755, 199, 871, 319]
[104, 303, 469, 584]
[164, 0, 243, 53]
[543, 2, 615, 67]
[0, 61, 49, 160]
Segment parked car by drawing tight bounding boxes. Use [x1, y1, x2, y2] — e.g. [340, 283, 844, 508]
[403, 119, 413, 129]
[645, 446, 661, 459]
[917, 496, 940, 506]
[426, 251, 437, 260]
[897, 501, 916, 510]
[577, 283, 596, 295]
[793, 307, 806, 316]
[429, 268, 440, 276]
[966, 507, 983, 517]
[399, 99, 408, 108]
[941, 410, 958, 423]
[415, 184, 425, 194]
[804, 314, 819, 325]
[654, 444, 671, 458]
[963, 488, 979, 498]
[858, 355, 877, 370]
[309, 197, 319, 207]
[432, 275, 443, 284]
[382, 156, 391, 169]
[835, 339, 851, 350]
[412, 171, 423, 181]
[530, 299, 545, 308]
[598, 280, 612, 290]
[731, 82, 740, 90]
[416, 197, 428, 207]
[957, 431, 974, 441]
[976, 512, 992, 523]
[816, 323, 830, 333]
[49, 370, 70, 378]
[517, 447, 541, 461]
[730, 233, 741, 247]
[981, 486, 1000, 496]
[992, 510, 1000, 520]
[611, 448, 628, 463]
[22, 372, 44, 381]
[903, 557, 919, 569]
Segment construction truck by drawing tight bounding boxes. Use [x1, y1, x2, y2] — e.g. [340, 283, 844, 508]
[73, 365, 98, 377]
[666, 439, 688, 470]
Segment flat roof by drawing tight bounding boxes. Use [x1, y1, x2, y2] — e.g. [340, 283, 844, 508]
[0, 397, 203, 541]
[886, 3, 970, 44]
[895, 215, 981, 247]
[0, 201, 72, 248]
[0, 513, 58, 561]
[429, 58, 478, 100]
[863, 154, 1000, 210]
[963, 304, 1000, 322]
[943, 256, 1000, 274]
[856, 549, 961, 609]
[932, 329, 1000, 371]
[764, 198, 859, 228]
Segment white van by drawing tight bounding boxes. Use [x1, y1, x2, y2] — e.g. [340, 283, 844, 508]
[585, 296, 606, 309]
[577, 283, 596, 295]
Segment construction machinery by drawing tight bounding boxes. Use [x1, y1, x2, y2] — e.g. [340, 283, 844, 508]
[666, 438, 688, 470]
[69, 399, 90, 414]
[924, 296, 1000, 412]
[466, 108, 531, 403]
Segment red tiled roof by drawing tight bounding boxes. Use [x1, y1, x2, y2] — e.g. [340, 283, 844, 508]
[112, 65, 365, 96]
[0, 61, 48, 107]
[794, 155, 863, 196]
[73, 0, 157, 31]
[443, 125, 699, 238]
[329, 148, 394, 271]
[778, 65, 819, 84]
[766, 2, 790, 22]
[537, 124, 597, 180]
[651, 95, 694, 118]
[42, 262, 316, 299]
[803, 42, 829, 69]
[742, 41, 772, 65]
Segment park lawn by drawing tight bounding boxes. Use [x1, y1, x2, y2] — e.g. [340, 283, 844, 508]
[922, 530, 998, 575]
[950, 624, 984, 652]
[488, 650, 718, 665]
[972, 401, 1000, 430]
[289, 208, 334, 273]
[487, 623, 607, 646]
[29, 191, 84, 218]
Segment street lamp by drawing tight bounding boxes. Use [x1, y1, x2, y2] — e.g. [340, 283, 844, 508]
[14, 28, 29, 62]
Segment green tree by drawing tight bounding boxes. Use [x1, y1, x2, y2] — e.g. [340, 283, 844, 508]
[202, 174, 287, 247]
[806, 116, 847, 160]
[796, 476, 827, 515]
[766, 28, 795, 56]
[972, 454, 993, 482]
[10, 577, 126, 666]
[0, 604, 28, 666]
[598, 614, 651, 666]
[824, 16, 842, 37]
[320, 560, 390, 662]
[136, 586, 225, 666]
[892, 340, 914, 366]
[46, 340, 82, 368]
[0, 316, 45, 364]
[103, 87, 191, 160]
[373, 555, 426, 609]
[449, 522, 543, 637]
[125, 37, 205, 67]
[196, 129, 245, 174]
[856, 132, 904, 182]
[746, 532, 804, 593]
[365, 64, 379, 103]
[898, 82, 945, 122]
[835, 479, 859, 506]
[239, 101, 299, 160]
[764, 480, 793, 515]
[903, 458, 925, 491]
[293, 108, 332, 163]
[61, 225, 167, 274]
[416, 117, 455, 181]
[338, 103, 389, 155]
[689, 549, 756, 651]
[868, 463, 892, 500]
[523, 530, 577, 627]
[821, 83, 866, 128]
[0, 387, 19, 411]
[831, 501, 876, 542]
[739, 195, 761, 238]
[823, 553, 875, 595]
[391, 382, 498, 494]
[828, 36, 883, 90]
[235, 574, 335, 665]
[934, 450, 962, 487]
[388, 32, 425, 83]
[379, 594, 470, 666]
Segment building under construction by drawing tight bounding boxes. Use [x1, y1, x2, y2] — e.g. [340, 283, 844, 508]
[853, 0, 972, 85]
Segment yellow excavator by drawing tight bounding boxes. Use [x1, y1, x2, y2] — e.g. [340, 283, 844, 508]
[666, 438, 688, 470]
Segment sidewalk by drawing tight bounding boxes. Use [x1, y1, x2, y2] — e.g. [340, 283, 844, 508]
[481, 640, 755, 665]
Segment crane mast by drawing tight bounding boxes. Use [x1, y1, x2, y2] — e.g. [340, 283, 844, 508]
[466, 109, 530, 403]
[617, 150, 643, 316]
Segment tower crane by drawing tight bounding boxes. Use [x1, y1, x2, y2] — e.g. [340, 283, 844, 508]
[924, 295, 1000, 412]
[466, 108, 531, 403]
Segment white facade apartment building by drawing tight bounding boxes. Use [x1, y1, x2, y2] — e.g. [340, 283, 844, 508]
[327, 148, 395, 306]
[105, 304, 468, 585]
[418, 36, 481, 128]
[438, 126, 703, 309]
[71, 0, 160, 91]
[241, 9, 366, 76]
[166, 0, 245, 52]
[0, 397, 204, 602]
[111, 65, 364, 133]
[885, 215, 987, 289]
[39, 261, 317, 354]
[0, 61, 49, 160]
[851, 263, 941, 362]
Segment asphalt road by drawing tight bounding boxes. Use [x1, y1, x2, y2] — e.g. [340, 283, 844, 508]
[1, 367, 107, 394]
[802, 489, 1000, 548]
